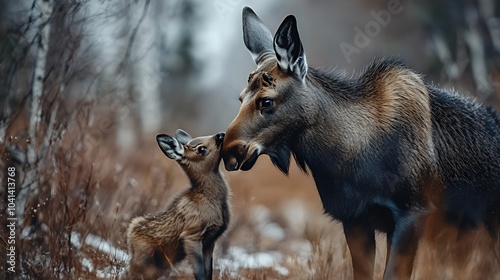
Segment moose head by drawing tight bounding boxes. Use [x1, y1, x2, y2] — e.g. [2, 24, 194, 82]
[222, 7, 316, 174]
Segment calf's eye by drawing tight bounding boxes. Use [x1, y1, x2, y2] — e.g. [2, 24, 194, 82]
[197, 146, 207, 155]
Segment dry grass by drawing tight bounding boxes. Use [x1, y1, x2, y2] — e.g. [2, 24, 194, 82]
[414, 211, 500, 280]
[288, 214, 352, 280]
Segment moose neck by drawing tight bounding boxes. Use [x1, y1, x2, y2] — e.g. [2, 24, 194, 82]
[306, 67, 360, 102]
[291, 67, 376, 174]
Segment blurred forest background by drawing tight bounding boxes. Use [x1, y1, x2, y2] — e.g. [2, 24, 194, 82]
[1, 0, 499, 279]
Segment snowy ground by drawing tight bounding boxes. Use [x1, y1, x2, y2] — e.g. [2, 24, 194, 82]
[65, 204, 314, 279]
[69, 232, 299, 279]
[217, 246, 289, 277]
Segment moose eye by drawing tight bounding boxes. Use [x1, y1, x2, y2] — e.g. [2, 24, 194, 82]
[260, 98, 273, 110]
[197, 146, 207, 155]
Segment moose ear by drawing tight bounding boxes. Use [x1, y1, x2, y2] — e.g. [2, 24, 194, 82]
[157, 134, 184, 160]
[242, 7, 274, 65]
[175, 129, 192, 145]
[273, 15, 307, 81]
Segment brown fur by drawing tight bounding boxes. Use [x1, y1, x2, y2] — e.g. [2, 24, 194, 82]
[123, 132, 230, 280]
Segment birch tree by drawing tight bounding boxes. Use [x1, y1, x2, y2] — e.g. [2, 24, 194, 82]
[20, 0, 53, 218]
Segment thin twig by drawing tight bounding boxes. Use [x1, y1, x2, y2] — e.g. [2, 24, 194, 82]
[119, 0, 151, 71]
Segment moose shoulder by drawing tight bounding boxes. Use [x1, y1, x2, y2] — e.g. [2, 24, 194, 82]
[221, 6, 500, 280]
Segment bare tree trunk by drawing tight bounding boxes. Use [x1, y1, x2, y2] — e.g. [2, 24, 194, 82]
[0, 1, 39, 146]
[27, 0, 53, 165]
[116, 0, 153, 151]
[464, 29, 492, 95]
[20, 0, 53, 218]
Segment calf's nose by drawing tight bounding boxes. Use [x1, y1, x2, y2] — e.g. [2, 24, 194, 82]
[215, 132, 225, 147]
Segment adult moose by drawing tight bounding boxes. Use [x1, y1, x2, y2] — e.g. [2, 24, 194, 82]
[222, 7, 500, 280]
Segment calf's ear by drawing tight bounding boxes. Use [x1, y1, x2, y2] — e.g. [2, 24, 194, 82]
[175, 129, 192, 145]
[157, 134, 183, 161]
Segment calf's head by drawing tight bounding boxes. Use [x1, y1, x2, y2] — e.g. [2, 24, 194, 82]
[222, 7, 313, 174]
[157, 129, 225, 173]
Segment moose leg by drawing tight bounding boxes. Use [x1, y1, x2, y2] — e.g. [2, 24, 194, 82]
[344, 221, 376, 280]
[203, 242, 215, 279]
[384, 232, 393, 276]
[185, 239, 205, 280]
[384, 215, 420, 280]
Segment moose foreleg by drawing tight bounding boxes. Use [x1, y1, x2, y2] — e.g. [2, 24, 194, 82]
[203, 242, 215, 279]
[384, 215, 420, 280]
[185, 239, 205, 280]
[344, 221, 376, 280]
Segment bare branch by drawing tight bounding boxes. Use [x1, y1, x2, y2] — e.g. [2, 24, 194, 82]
[118, 0, 151, 71]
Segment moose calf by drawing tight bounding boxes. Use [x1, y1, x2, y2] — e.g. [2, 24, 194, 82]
[123, 130, 230, 280]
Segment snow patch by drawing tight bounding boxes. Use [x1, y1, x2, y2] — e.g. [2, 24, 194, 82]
[80, 257, 94, 272]
[71, 232, 129, 262]
[218, 246, 288, 276]
[250, 204, 286, 241]
[260, 222, 286, 241]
